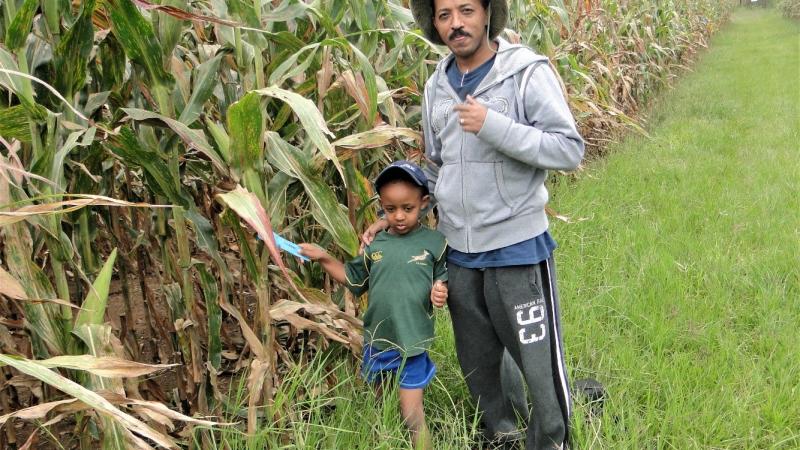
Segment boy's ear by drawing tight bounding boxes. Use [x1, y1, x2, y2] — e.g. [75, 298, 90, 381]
[421, 194, 431, 208]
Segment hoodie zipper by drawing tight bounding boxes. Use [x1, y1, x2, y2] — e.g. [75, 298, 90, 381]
[438, 70, 472, 252]
[435, 55, 512, 253]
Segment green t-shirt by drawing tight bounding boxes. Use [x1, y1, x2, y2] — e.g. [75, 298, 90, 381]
[344, 225, 448, 356]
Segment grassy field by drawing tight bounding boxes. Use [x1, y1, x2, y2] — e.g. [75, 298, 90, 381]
[212, 8, 799, 449]
[551, 7, 800, 449]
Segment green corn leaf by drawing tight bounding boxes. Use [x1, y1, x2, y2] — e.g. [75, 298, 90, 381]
[106, 0, 174, 88]
[265, 132, 358, 257]
[185, 209, 232, 285]
[98, 34, 127, 91]
[54, 0, 96, 96]
[178, 53, 224, 126]
[226, 92, 264, 174]
[155, 0, 186, 60]
[74, 249, 117, 328]
[106, 127, 191, 208]
[41, 0, 60, 37]
[0, 105, 32, 142]
[5, 0, 38, 50]
[121, 108, 227, 174]
[196, 263, 221, 370]
[205, 118, 231, 164]
[1, 223, 66, 356]
[253, 86, 344, 183]
[0, 48, 42, 119]
[268, 44, 319, 87]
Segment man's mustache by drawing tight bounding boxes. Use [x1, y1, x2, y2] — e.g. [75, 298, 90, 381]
[449, 28, 470, 40]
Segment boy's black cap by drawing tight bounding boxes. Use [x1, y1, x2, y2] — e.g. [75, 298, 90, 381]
[374, 160, 429, 195]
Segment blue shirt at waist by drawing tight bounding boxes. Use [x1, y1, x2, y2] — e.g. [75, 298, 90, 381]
[447, 231, 556, 268]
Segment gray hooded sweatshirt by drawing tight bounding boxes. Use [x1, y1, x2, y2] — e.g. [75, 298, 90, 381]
[422, 38, 585, 254]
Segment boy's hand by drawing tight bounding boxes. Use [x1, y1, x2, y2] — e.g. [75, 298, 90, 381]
[298, 243, 327, 262]
[430, 280, 448, 308]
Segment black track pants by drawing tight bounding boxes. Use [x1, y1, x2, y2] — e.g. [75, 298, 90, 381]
[447, 259, 571, 450]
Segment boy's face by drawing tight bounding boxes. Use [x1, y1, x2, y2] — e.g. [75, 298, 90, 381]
[379, 181, 429, 235]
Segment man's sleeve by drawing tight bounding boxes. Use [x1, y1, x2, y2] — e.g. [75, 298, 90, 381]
[476, 62, 585, 171]
[421, 83, 442, 200]
[344, 252, 370, 297]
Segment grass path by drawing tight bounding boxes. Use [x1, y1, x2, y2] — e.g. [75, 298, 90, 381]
[550, 8, 799, 449]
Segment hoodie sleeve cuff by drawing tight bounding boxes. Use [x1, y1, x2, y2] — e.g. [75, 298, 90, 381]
[477, 108, 513, 148]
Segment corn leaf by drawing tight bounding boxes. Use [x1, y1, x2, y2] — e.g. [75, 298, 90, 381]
[0, 399, 80, 426]
[252, 86, 344, 183]
[196, 263, 221, 370]
[11, 354, 176, 378]
[216, 185, 304, 296]
[5, 0, 38, 50]
[266, 132, 359, 257]
[0, 194, 171, 227]
[0, 106, 32, 143]
[0, 265, 27, 300]
[54, 0, 96, 96]
[1, 223, 66, 356]
[226, 92, 264, 174]
[106, 0, 174, 88]
[121, 108, 227, 174]
[0, 354, 178, 449]
[332, 125, 421, 150]
[74, 249, 117, 327]
[178, 53, 224, 126]
[106, 127, 190, 207]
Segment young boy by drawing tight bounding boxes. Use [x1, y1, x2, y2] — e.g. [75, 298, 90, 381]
[299, 160, 448, 449]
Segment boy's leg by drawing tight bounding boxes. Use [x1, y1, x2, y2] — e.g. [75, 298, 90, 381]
[448, 265, 526, 440]
[485, 260, 571, 450]
[399, 388, 431, 449]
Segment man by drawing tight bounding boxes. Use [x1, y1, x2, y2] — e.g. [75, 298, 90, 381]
[366, 1, 584, 448]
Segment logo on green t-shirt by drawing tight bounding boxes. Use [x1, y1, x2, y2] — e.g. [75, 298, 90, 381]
[407, 250, 431, 265]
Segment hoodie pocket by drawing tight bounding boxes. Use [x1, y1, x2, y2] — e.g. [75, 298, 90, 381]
[495, 160, 537, 213]
[465, 162, 513, 226]
[433, 163, 465, 229]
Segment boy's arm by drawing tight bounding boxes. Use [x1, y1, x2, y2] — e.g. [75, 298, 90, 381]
[298, 244, 346, 285]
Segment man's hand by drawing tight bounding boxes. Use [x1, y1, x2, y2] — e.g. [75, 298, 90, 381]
[360, 218, 389, 252]
[430, 280, 448, 308]
[453, 95, 487, 133]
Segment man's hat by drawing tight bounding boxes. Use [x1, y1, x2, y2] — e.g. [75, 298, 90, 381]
[374, 160, 429, 195]
[410, 0, 508, 46]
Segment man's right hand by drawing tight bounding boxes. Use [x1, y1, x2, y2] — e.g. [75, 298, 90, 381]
[360, 218, 389, 251]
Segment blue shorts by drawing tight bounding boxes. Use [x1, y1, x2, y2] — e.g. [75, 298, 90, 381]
[361, 345, 436, 389]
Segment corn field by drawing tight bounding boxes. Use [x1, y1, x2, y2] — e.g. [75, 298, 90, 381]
[0, 0, 734, 448]
[779, 0, 800, 18]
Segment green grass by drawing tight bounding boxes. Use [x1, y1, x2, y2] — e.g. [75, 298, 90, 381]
[215, 8, 799, 449]
[551, 7, 800, 449]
